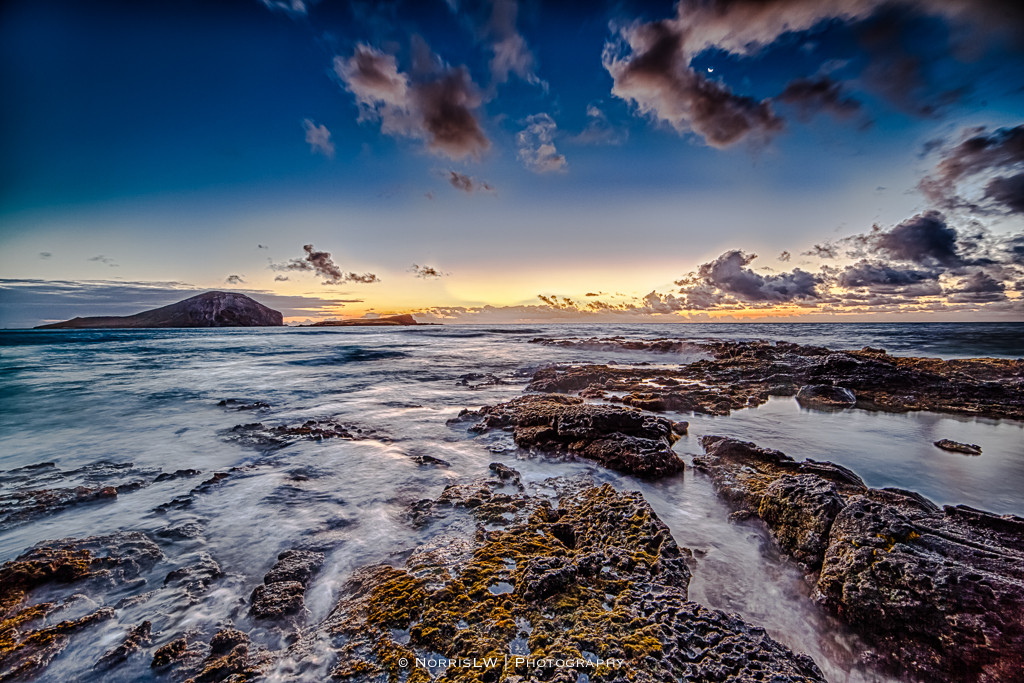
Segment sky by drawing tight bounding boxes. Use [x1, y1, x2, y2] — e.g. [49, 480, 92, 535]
[1, 0, 1023, 327]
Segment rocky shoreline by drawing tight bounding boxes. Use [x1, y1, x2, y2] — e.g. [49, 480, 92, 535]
[1, 337, 1021, 682]
[528, 337, 1024, 420]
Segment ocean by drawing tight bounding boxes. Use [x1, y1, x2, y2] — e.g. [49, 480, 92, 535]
[1, 322, 1022, 683]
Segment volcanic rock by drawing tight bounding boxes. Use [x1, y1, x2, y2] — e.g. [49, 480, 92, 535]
[280, 471, 826, 683]
[526, 338, 1024, 420]
[694, 435, 1024, 683]
[934, 438, 983, 455]
[795, 384, 857, 409]
[452, 394, 684, 477]
[250, 549, 324, 620]
[34, 291, 283, 329]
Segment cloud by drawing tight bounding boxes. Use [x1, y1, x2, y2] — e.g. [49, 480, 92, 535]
[39, 252, 51, 259]
[0, 279, 360, 328]
[258, 0, 310, 15]
[778, 251, 791, 262]
[274, 275, 289, 281]
[603, 20, 783, 148]
[846, 211, 964, 267]
[516, 113, 567, 173]
[88, 255, 118, 267]
[446, 0, 543, 88]
[225, 275, 245, 284]
[258, 244, 269, 250]
[920, 125, 1024, 215]
[604, 1, 1024, 147]
[410, 264, 446, 278]
[271, 244, 380, 285]
[776, 76, 863, 121]
[571, 104, 627, 146]
[335, 43, 490, 161]
[302, 119, 335, 158]
[448, 170, 495, 193]
[674, 251, 822, 308]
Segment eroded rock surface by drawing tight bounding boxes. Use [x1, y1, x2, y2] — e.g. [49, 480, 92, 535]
[281, 471, 826, 683]
[0, 532, 163, 681]
[525, 338, 1024, 420]
[450, 394, 685, 477]
[934, 439, 983, 455]
[694, 435, 1024, 683]
[250, 549, 324, 620]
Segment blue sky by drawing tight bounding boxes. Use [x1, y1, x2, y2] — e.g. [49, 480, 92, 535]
[1, 0, 1023, 326]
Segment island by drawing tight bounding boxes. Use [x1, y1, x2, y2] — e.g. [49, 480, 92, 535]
[33, 291, 283, 329]
[299, 314, 438, 326]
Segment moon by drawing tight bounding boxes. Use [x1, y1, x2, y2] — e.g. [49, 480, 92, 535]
[708, 67, 714, 72]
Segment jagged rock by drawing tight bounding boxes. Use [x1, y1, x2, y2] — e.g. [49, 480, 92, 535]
[795, 384, 857, 409]
[250, 581, 306, 619]
[94, 620, 152, 670]
[154, 469, 203, 483]
[759, 475, 845, 568]
[525, 339, 1024, 420]
[263, 550, 325, 586]
[934, 439, 983, 455]
[278, 475, 825, 683]
[35, 291, 282, 329]
[695, 435, 1024, 683]
[0, 532, 161, 680]
[249, 549, 324, 620]
[452, 395, 684, 478]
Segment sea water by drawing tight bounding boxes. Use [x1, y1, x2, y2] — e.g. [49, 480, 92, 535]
[1, 322, 1021, 682]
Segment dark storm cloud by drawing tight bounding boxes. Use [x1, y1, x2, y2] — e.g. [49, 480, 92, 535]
[984, 173, 1024, 213]
[776, 76, 863, 120]
[335, 43, 490, 161]
[225, 275, 245, 284]
[920, 125, 1024, 214]
[674, 251, 822, 308]
[410, 264, 445, 278]
[448, 170, 495, 193]
[606, 0, 1024, 147]
[0, 279, 359, 328]
[272, 244, 380, 285]
[834, 261, 942, 299]
[603, 20, 783, 148]
[864, 210, 963, 267]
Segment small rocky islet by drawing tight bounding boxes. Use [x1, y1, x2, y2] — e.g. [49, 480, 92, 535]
[1, 337, 1022, 682]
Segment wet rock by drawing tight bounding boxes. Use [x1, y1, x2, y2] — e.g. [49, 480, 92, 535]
[250, 549, 324, 621]
[226, 420, 368, 450]
[454, 395, 684, 478]
[164, 552, 223, 595]
[488, 462, 523, 489]
[154, 469, 203, 482]
[1, 607, 116, 680]
[94, 620, 152, 670]
[695, 435, 1024, 683]
[217, 399, 270, 410]
[526, 339, 1024, 420]
[0, 486, 118, 530]
[281, 476, 825, 683]
[250, 581, 306, 620]
[182, 629, 272, 683]
[795, 384, 857, 409]
[934, 438, 983, 455]
[151, 637, 197, 668]
[759, 475, 845, 569]
[408, 454, 450, 467]
[671, 420, 689, 435]
[0, 532, 160, 680]
[263, 549, 325, 586]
